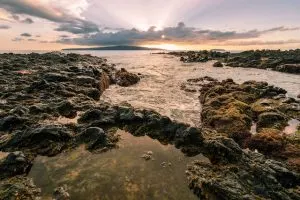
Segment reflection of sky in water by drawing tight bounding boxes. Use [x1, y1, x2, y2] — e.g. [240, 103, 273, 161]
[29, 130, 207, 200]
[284, 119, 300, 135]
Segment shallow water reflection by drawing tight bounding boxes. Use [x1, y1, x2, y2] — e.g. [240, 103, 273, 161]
[29, 130, 207, 200]
[0, 151, 9, 160]
[284, 119, 300, 135]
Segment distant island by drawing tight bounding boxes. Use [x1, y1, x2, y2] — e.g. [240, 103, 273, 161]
[210, 49, 226, 52]
[63, 45, 164, 51]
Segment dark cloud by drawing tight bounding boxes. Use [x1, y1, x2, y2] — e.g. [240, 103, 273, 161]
[0, 25, 11, 29]
[262, 26, 300, 33]
[222, 39, 300, 46]
[59, 35, 70, 38]
[12, 15, 19, 21]
[12, 37, 23, 41]
[57, 22, 300, 46]
[20, 33, 32, 37]
[55, 20, 99, 34]
[12, 15, 34, 24]
[0, 0, 99, 34]
[22, 17, 34, 24]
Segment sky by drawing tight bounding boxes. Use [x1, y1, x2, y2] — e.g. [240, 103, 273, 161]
[0, 0, 300, 50]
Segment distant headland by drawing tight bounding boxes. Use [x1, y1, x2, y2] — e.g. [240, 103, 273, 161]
[63, 45, 164, 51]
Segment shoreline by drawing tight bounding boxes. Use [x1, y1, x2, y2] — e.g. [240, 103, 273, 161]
[0, 52, 299, 199]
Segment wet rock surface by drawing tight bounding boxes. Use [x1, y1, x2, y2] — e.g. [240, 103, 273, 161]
[0, 52, 142, 198]
[0, 176, 41, 200]
[76, 104, 204, 156]
[187, 147, 300, 200]
[114, 68, 141, 87]
[0, 151, 33, 180]
[213, 61, 223, 67]
[226, 49, 300, 74]
[197, 78, 300, 168]
[53, 186, 70, 200]
[181, 76, 300, 199]
[163, 50, 229, 63]
[1, 52, 299, 199]
[167, 49, 300, 74]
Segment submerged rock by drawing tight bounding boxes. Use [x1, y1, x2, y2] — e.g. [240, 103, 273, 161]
[53, 186, 70, 200]
[141, 151, 153, 161]
[76, 127, 118, 151]
[77, 127, 106, 143]
[0, 177, 41, 200]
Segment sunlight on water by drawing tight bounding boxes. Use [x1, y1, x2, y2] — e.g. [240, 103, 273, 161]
[78, 51, 299, 127]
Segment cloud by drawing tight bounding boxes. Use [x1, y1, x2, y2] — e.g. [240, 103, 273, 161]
[60, 35, 69, 38]
[22, 17, 34, 24]
[0, 24, 10, 29]
[20, 33, 32, 37]
[12, 37, 37, 42]
[57, 22, 300, 46]
[0, 0, 99, 34]
[261, 26, 300, 33]
[54, 20, 99, 34]
[12, 37, 23, 41]
[12, 14, 34, 24]
[221, 39, 300, 46]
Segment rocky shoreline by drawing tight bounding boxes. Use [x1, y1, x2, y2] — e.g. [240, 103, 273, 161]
[0, 52, 299, 199]
[182, 77, 300, 199]
[164, 49, 300, 74]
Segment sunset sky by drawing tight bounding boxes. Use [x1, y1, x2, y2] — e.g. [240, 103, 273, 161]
[0, 0, 300, 50]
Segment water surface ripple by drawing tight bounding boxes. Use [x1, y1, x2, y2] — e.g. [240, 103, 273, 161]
[69, 51, 300, 126]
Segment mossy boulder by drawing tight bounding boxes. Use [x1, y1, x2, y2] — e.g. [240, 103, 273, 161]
[257, 112, 288, 131]
[247, 128, 285, 156]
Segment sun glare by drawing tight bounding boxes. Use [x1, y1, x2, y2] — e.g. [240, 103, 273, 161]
[144, 44, 180, 50]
